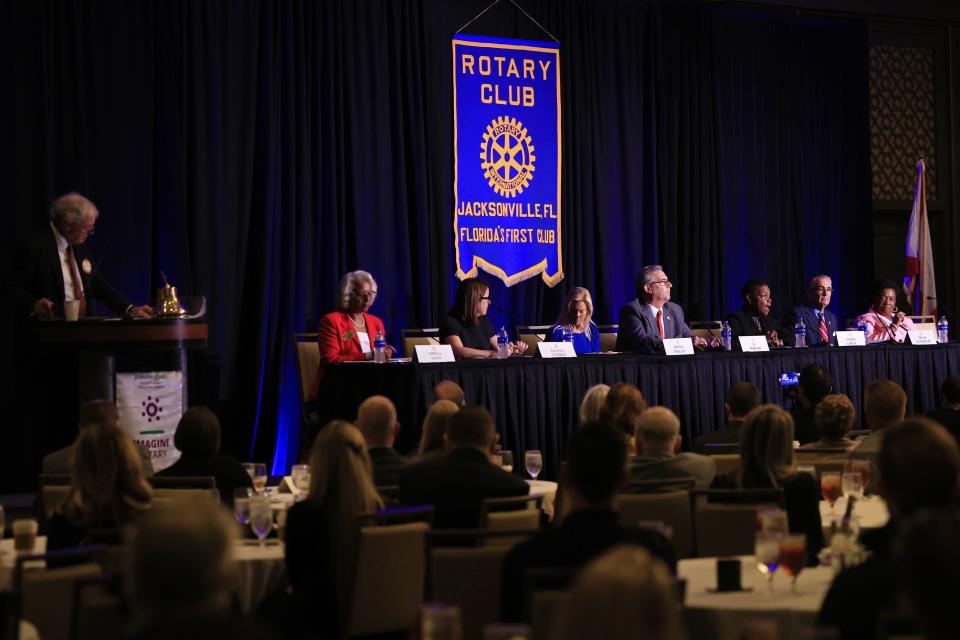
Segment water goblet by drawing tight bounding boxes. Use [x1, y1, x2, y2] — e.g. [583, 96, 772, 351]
[848, 458, 872, 491]
[779, 534, 807, 594]
[248, 496, 273, 547]
[234, 488, 252, 525]
[500, 450, 514, 473]
[754, 532, 781, 592]
[842, 472, 864, 501]
[524, 450, 543, 480]
[758, 508, 789, 535]
[291, 464, 311, 499]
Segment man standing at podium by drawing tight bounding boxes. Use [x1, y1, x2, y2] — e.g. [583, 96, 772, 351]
[4, 192, 153, 319]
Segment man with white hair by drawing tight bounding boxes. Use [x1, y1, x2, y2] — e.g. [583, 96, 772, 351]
[629, 406, 715, 489]
[355, 394, 406, 486]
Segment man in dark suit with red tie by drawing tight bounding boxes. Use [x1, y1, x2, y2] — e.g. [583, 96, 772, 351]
[616, 265, 713, 353]
[4, 193, 153, 320]
[784, 274, 839, 347]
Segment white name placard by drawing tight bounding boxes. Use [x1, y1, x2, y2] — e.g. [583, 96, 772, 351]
[835, 330, 866, 347]
[738, 336, 769, 352]
[414, 344, 456, 363]
[537, 342, 577, 358]
[663, 337, 695, 356]
[908, 330, 938, 345]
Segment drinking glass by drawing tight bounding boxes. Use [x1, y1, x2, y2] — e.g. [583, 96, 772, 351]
[842, 472, 864, 501]
[754, 532, 780, 592]
[758, 508, 789, 535]
[252, 463, 268, 494]
[820, 471, 842, 513]
[524, 450, 543, 480]
[248, 497, 273, 547]
[242, 463, 255, 479]
[421, 603, 462, 640]
[500, 450, 514, 473]
[779, 534, 807, 593]
[234, 488, 252, 525]
[291, 464, 311, 499]
[848, 459, 872, 491]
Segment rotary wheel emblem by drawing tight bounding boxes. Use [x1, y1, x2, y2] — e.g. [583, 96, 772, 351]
[480, 116, 536, 197]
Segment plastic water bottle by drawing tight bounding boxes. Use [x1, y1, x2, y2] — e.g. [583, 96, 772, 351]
[373, 329, 387, 363]
[794, 318, 806, 348]
[497, 326, 510, 359]
[938, 316, 949, 344]
[720, 321, 732, 351]
[857, 318, 868, 341]
[562, 324, 574, 343]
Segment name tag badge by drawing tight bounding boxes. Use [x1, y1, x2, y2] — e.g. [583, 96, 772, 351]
[663, 337, 695, 356]
[908, 330, 937, 345]
[537, 342, 577, 358]
[738, 336, 769, 352]
[835, 331, 867, 347]
[414, 344, 456, 363]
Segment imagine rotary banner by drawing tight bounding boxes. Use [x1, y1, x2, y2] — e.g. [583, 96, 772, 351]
[452, 35, 563, 287]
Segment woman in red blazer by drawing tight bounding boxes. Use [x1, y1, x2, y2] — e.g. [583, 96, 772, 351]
[311, 270, 395, 399]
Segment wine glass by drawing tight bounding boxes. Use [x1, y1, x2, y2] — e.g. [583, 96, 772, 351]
[291, 464, 311, 499]
[778, 534, 807, 594]
[842, 472, 864, 500]
[234, 488, 252, 525]
[248, 496, 273, 547]
[500, 450, 514, 473]
[252, 463, 268, 494]
[820, 471, 842, 513]
[754, 532, 780, 592]
[524, 450, 543, 480]
[848, 459, 872, 493]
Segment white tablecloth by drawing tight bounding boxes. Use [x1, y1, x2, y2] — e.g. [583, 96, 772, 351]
[526, 480, 558, 520]
[232, 540, 286, 614]
[819, 495, 889, 533]
[679, 556, 834, 640]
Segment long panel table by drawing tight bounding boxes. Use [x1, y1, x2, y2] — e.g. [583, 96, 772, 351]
[315, 342, 960, 479]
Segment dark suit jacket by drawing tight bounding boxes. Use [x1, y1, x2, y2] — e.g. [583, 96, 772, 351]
[156, 453, 253, 504]
[42, 441, 154, 477]
[4, 229, 130, 318]
[726, 306, 793, 348]
[693, 420, 744, 453]
[499, 509, 677, 622]
[367, 446, 407, 487]
[398, 447, 529, 529]
[616, 299, 695, 353]
[785, 305, 838, 346]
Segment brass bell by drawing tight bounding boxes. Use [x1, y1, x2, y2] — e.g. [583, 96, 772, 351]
[156, 272, 187, 318]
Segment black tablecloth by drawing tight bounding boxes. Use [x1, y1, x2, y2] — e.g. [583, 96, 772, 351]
[314, 342, 960, 480]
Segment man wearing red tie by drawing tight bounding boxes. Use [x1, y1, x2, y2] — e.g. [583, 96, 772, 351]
[616, 265, 711, 353]
[4, 193, 153, 320]
[785, 275, 838, 347]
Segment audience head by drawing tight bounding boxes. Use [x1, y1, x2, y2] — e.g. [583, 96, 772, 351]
[805, 274, 833, 310]
[308, 420, 383, 516]
[741, 279, 772, 317]
[355, 395, 398, 448]
[418, 399, 459, 456]
[558, 286, 595, 329]
[78, 399, 120, 430]
[798, 363, 833, 408]
[338, 270, 378, 313]
[725, 383, 761, 421]
[433, 379, 465, 406]
[579, 384, 610, 425]
[813, 394, 855, 442]
[564, 424, 628, 507]
[61, 421, 152, 526]
[173, 406, 222, 457]
[863, 379, 907, 431]
[738, 405, 796, 488]
[556, 546, 682, 640]
[941, 375, 960, 408]
[636, 265, 672, 306]
[877, 417, 959, 518]
[446, 405, 498, 452]
[448, 277, 490, 325]
[600, 382, 647, 442]
[124, 499, 235, 626]
[897, 510, 960, 640]
[636, 407, 681, 456]
[50, 192, 98, 245]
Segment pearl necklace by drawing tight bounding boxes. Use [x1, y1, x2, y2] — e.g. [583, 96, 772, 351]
[350, 314, 366, 329]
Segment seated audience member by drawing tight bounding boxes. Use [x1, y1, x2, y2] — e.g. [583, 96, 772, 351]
[414, 400, 460, 459]
[433, 379, 466, 406]
[818, 418, 960, 640]
[711, 405, 824, 563]
[499, 424, 676, 622]
[554, 546, 683, 640]
[784, 274, 839, 346]
[630, 407, 715, 489]
[579, 383, 610, 425]
[615, 265, 710, 353]
[284, 420, 384, 640]
[791, 363, 833, 445]
[727, 279, 792, 348]
[803, 394, 856, 450]
[693, 382, 761, 452]
[926, 375, 960, 444]
[547, 286, 601, 353]
[43, 399, 154, 477]
[848, 379, 907, 471]
[156, 406, 252, 505]
[355, 395, 405, 486]
[897, 509, 960, 640]
[855, 280, 914, 343]
[399, 405, 528, 529]
[440, 278, 527, 359]
[599, 382, 646, 453]
[48, 421, 152, 550]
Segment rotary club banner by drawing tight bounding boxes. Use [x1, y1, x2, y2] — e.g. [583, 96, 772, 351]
[116, 371, 184, 472]
[453, 35, 563, 287]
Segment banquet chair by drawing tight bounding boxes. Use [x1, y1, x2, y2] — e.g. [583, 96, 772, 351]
[357, 505, 434, 527]
[597, 324, 618, 351]
[616, 485, 694, 559]
[515, 325, 551, 353]
[293, 332, 322, 439]
[15, 547, 104, 640]
[909, 315, 936, 332]
[347, 521, 429, 636]
[522, 568, 575, 640]
[401, 328, 441, 359]
[706, 453, 740, 476]
[689, 320, 722, 340]
[690, 489, 783, 557]
[37, 475, 72, 530]
[70, 574, 123, 640]
[480, 495, 543, 547]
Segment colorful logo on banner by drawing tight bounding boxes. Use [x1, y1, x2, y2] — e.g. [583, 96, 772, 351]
[453, 35, 563, 287]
